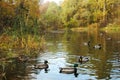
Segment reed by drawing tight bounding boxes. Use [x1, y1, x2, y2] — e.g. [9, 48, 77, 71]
[0, 33, 46, 55]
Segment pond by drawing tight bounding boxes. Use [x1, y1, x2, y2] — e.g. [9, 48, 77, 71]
[0, 30, 120, 80]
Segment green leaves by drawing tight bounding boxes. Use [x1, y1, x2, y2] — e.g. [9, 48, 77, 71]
[40, 2, 62, 30]
[60, 0, 120, 28]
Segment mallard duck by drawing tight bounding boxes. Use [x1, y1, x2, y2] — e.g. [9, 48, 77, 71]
[78, 56, 89, 64]
[93, 44, 101, 49]
[34, 60, 49, 69]
[59, 64, 78, 77]
[84, 41, 90, 47]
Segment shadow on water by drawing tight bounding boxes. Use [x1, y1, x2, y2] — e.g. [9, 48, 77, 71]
[0, 30, 120, 80]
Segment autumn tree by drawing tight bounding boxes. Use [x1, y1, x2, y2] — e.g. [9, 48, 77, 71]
[61, 0, 120, 28]
[12, 0, 40, 35]
[0, 0, 15, 31]
[40, 2, 62, 30]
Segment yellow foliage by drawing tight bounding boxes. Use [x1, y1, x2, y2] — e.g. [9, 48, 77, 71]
[0, 1, 15, 17]
[24, 0, 40, 18]
[0, 34, 46, 53]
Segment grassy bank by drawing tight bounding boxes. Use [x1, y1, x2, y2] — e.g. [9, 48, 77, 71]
[0, 33, 46, 58]
[101, 24, 120, 33]
[71, 23, 120, 33]
[71, 27, 88, 32]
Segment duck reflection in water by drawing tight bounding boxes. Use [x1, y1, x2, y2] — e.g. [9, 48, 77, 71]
[34, 60, 49, 73]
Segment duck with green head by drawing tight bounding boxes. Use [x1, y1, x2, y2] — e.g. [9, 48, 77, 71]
[59, 64, 79, 77]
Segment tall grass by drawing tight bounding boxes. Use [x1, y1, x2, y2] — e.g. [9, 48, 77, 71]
[0, 33, 46, 57]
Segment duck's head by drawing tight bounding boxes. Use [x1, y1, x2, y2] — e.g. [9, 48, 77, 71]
[79, 56, 83, 61]
[79, 56, 83, 59]
[74, 63, 78, 67]
[34, 64, 37, 67]
[88, 41, 90, 44]
[98, 44, 101, 46]
[44, 60, 48, 64]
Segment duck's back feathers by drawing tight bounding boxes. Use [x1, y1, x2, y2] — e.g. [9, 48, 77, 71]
[93, 44, 102, 49]
[59, 67, 75, 74]
[83, 41, 90, 47]
[59, 67, 78, 77]
[78, 56, 89, 64]
[34, 64, 48, 69]
[34, 60, 49, 69]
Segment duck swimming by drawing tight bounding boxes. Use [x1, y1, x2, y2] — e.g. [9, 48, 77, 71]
[34, 60, 49, 72]
[59, 64, 78, 77]
[93, 44, 101, 49]
[84, 41, 90, 47]
[78, 56, 89, 64]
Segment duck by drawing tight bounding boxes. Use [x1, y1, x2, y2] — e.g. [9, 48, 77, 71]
[100, 32, 104, 36]
[59, 64, 79, 77]
[93, 44, 101, 49]
[78, 56, 89, 64]
[106, 37, 112, 41]
[34, 60, 49, 72]
[83, 41, 90, 47]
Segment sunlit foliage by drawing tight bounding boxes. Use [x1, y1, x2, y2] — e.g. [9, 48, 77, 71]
[40, 2, 62, 30]
[0, 34, 46, 54]
[61, 0, 120, 28]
